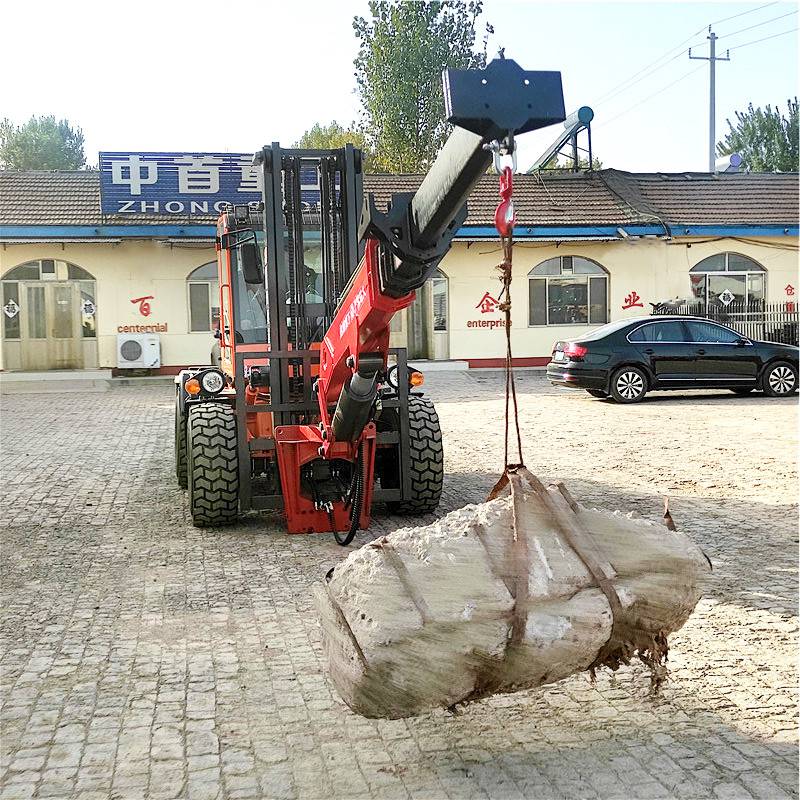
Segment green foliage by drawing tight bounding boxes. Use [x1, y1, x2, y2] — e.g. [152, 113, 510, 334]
[717, 99, 798, 172]
[293, 121, 371, 167]
[353, 0, 491, 172]
[0, 115, 86, 170]
[540, 154, 603, 173]
[293, 121, 368, 151]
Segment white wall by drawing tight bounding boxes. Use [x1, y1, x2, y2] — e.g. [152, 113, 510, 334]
[1, 234, 797, 370]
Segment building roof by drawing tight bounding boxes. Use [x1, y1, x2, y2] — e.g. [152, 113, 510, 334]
[0, 167, 797, 234]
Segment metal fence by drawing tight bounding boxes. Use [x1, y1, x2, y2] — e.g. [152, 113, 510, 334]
[652, 301, 798, 345]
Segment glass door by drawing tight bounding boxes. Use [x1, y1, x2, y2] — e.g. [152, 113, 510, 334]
[19, 282, 83, 370]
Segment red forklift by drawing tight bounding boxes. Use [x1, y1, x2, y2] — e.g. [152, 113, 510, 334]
[174, 57, 565, 544]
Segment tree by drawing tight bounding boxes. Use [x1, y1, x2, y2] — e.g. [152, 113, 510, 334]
[540, 154, 603, 174]
[293, 121, 371, 166]
[717, 99, 798, 172]
[0, 115, 86, 170]
[353, 1, 491, 172]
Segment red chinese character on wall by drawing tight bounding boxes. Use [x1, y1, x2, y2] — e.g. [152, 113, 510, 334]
[622, 291, 643, 310]
[131, 296, 154, 317]
[475, 292, 500, 314]
[785, 284, 795, 297]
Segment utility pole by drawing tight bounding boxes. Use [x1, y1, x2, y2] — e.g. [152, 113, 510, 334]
[689, 26, 730, 171]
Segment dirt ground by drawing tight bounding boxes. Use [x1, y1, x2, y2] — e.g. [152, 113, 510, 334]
[1, 372, 797, 800]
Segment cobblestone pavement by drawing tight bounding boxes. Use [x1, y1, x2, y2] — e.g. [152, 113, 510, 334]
[1, 374, 797, 800]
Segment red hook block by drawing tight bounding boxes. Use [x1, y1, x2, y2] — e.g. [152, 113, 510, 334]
[494, 166, 516, 238]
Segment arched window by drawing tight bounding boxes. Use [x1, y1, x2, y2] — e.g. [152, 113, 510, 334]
[1, 259, 97, 341]
[187, 262, 220, 332]
[528, 256, 608, 326]
[689, 252, 766, 308]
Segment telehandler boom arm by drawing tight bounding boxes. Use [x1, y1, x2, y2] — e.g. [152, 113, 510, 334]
[315, 58, 566, 453]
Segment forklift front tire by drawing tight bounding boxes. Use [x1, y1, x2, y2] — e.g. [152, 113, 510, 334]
[389, 396, 443, 515]
[187, 403, 239, 527]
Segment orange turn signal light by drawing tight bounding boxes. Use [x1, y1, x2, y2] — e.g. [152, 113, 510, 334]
[410, 371, 425, 387]
[184, 378, 201, 395]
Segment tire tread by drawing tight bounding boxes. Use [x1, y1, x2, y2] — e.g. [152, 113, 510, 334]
[187, 403, 239, 526]
[391, 396, 444, 515]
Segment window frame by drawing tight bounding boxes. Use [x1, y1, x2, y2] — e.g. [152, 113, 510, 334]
[186, 261, 221, 334]
[187, 280, 215, 333]
[689, 252, 767, 307]
[626, 320, 691, 344]
[430, 269, 449, 333]
[684, 319, 751, 345]
[528, 256, 609, 327]
[1, 261, 97, 342]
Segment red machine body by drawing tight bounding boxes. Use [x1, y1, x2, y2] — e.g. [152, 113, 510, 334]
[175, 58, 566, 542]
[274, 238, 414, 534]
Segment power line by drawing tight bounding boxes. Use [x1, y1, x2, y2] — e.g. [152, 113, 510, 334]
[719, 9, 798, 41]
[594, 32, 706, 104]
[595, 2, 777, 104]
[728, 26, 799, 50]
[707, 1, 778, 27]
[597, 47, 699, 107]
[593, 2, 782, 105]
[595, 64, 706, 129]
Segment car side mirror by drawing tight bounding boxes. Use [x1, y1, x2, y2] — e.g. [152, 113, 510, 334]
[240, 241, 263, 284]
[735, 337, 749, 347]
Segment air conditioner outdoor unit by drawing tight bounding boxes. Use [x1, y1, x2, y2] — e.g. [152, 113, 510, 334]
[117, 333, 161, 369]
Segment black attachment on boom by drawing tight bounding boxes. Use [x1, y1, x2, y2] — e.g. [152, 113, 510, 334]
[361, 58, 565, 299]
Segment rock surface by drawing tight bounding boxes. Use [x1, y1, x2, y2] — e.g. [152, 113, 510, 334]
[316, 469, 710, 719]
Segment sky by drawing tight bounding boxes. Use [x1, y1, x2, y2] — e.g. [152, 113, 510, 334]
[1, 0, 797, 174]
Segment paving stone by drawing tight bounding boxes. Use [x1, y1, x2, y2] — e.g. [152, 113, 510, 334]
[0, 378, 797, 800]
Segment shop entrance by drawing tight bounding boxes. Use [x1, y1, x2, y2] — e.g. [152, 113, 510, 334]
[2, 260, 98, 371]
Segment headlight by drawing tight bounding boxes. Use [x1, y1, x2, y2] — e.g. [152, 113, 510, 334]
[201, 370, 225, 394]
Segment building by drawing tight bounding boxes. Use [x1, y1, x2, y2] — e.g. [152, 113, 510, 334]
[1, 165, 797, 372]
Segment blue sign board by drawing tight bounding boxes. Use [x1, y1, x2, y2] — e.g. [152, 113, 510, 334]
[99, 152, 339, 216]
[100, 152, 261, 215]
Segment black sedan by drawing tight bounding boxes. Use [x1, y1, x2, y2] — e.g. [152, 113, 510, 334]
[546, 316, 799, 403]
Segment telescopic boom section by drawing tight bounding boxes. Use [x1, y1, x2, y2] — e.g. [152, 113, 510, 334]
[315, 58, 566, 454]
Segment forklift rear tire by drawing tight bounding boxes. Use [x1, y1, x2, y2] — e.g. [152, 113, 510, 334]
[175, 394, 188, 489]
[187, 403, 239, 527]
[389, 396, 443, 515]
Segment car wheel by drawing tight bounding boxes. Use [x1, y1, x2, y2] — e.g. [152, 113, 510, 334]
[586, 389, 608, 398]
[730, 387, 754, 395]
[610, 366, 648, 403]
[762, 361, 798, 397]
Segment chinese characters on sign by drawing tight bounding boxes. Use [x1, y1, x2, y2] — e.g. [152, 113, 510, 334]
[621, 290, 643, 310]
[3, 299, 20, 319]
[785, 284, 795, 296]
[718, 289, 736, 306]
[468, 291, 505, 329]
[131, 296, 154, 317]
[475, 292, 500, 314]
[101, 153, 260, 215]
[100, 152, 325, 215]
